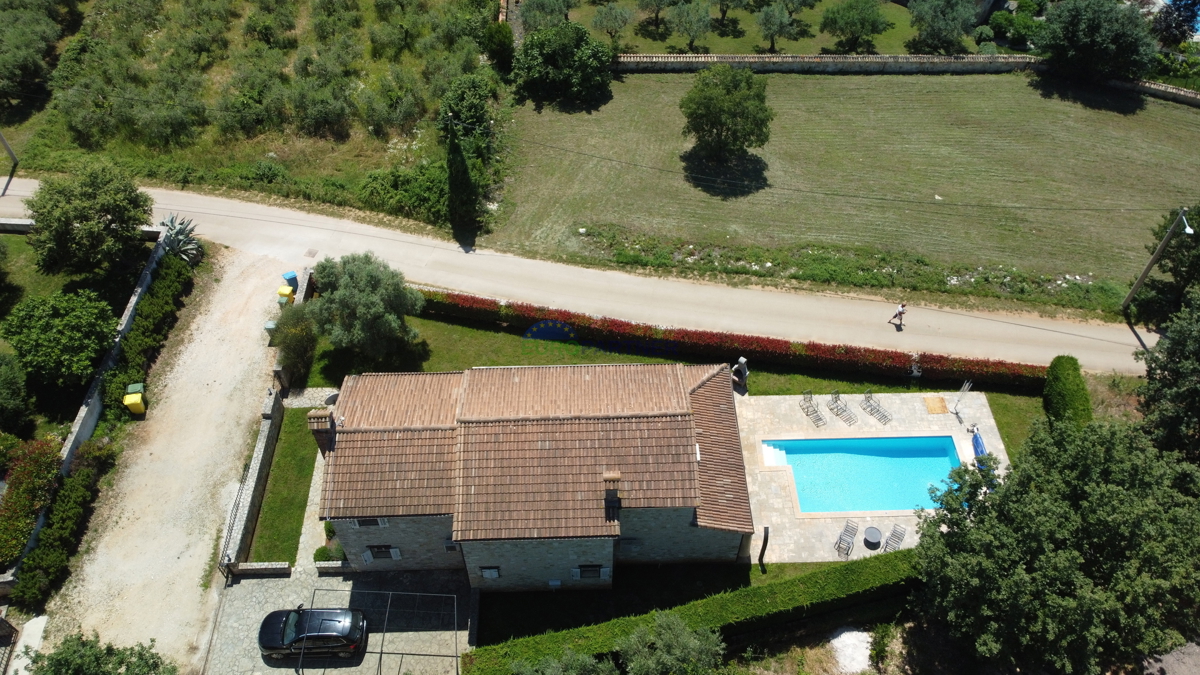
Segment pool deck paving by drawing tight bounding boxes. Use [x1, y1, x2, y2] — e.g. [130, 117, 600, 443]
[735, 391, 1007, 563]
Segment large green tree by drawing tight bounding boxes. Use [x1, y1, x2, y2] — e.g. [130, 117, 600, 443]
[820, 0, 894, 53]
[1138, 286, 1200, 464]
[29, 632, 177, 675]
[668, 0, 712, 51]
[0, 7, 59, 109]
[593, 2, 634, 43]
[916, 422, 1200, 674]
[0, 290, 116, 388]
[1039, 0, 1157, 81]
[679, 64, 774, 160]
[906, 0, 974, 54]
[1128, 204, 1200, 328]
[513, 22, 613, 103]
[26, 163, 153, 275]
[308, 252, 425, 360]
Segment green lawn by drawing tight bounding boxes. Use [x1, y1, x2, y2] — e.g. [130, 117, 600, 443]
[477, 561, 840, 645]
[249, 407, 319, 564]
[487, 73, 1200, 283]
[570, 0, 923, 55]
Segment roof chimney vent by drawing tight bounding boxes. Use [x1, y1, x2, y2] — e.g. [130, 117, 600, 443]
[603, 470, 621, 522]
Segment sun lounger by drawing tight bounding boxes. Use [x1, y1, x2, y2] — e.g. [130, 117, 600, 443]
[800, 390, 827, 427]
[835, 519, 859, 560]
[859, 390, 893, 425]
[883, 524, 906, 553]
[827, 390, 859, 426]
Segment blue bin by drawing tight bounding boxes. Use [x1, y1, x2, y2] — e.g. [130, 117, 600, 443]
[283, 270, 298, 290]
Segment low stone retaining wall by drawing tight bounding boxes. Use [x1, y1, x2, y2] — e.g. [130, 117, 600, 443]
[314, 560, 353, 575]
[615, 54, 1044, 74]
[218, 388, 286, 573]
[229, 561, 291, 576]
[1107, 78, 1200, 107]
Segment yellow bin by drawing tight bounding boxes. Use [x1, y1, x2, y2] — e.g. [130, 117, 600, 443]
[123, 392, 146, 414]
[277, 285, 295, 304]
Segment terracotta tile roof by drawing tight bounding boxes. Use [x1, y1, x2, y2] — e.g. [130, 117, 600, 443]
[690, 367, 755, 533]
[452, 416, 698, 541]
[681, 364, 725, 391]
[321, 428, 456, 519]
[458, 364, 690, 420]
[338, 372, 463, 429]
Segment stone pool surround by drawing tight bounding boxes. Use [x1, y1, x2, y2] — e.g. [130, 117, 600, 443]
[735, 391, 1008, 563]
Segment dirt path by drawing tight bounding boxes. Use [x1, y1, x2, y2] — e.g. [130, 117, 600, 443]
[43, 247, 285, 673]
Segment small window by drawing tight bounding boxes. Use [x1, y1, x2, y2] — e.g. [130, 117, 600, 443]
[354, 518, 389, 528]
[480, 566, 500, 579]
[578, 564, 603, 579]
[362, 545, 399, 563]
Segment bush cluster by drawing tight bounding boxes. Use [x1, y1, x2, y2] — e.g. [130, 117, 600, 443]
[0, 440, 61, 568]
[465, 550, 916, 675]
[11, 467, 96, 607]
[313, 543, 346, 561]
[1042, 355, 1093, 427]
[419, 289, 1049, 388]
[1, 290, 116, 389]
[104, 253, 197, 412]
[0, 0, 63, 111]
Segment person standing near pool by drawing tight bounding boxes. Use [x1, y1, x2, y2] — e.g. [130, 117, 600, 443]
[888, 303, 907, 328]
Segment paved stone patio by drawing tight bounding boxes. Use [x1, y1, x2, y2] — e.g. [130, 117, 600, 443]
[735, 391, 1008, 563]
[203, 441, 470, 675]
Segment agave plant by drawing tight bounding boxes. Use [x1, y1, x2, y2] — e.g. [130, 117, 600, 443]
[160, 213, 203, 265]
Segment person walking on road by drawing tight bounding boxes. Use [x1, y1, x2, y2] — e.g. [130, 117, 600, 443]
[888, 303, 907, 328]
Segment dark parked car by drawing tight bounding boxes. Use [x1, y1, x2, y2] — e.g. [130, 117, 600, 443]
[258, 606, 367, 660]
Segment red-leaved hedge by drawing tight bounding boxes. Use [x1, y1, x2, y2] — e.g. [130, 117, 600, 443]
[0, 440, 62, 568]
[418, 289, 1047, 388]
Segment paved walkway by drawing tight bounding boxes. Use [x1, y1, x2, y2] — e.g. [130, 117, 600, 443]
[0, 178, 1152, 373]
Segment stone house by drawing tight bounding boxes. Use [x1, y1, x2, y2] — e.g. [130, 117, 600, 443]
[312, 363, 755, 592]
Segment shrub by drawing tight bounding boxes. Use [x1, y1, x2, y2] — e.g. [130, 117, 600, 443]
[0, 432, 21, 475]
[274, 304, 317, 377]
[513, 22, 612, 103]
[465, 550, 916, 675]
[324, 520, 336, 540]
[0, 353, 29, 434]
[313, 543, 345, 561]
[972, 24, 993, 44]
[0, 440, 61, 568]
[615, 613, 723, 675]
[480, 21, 515, 71]
[869, 623, 894, 672]
[12, 467, 97, 608]
[988, 10, 1013, 39]
[28, 632, 178, 675]
[1042, 355, 1092, 426]
[978, 41, 998, 54]
[1, 290, 116, 388]
[358, 161, 451, 225]
[513, 650, 617, 675]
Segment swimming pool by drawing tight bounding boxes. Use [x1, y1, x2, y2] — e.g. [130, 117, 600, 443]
[762, 436, 961, 512]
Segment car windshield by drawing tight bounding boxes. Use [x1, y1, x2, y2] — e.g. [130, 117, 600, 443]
[282, 611, 301, 644]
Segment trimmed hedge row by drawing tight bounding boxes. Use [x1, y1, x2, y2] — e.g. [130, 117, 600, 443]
[463, 549, 917, 675]
[11, 467, 97, 607]
[0, 441, 62, 568]
[104, 253, 198, 411]
[418, 289, 1048, 388]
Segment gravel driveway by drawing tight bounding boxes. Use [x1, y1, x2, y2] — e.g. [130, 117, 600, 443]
[43, 247, 285, 673]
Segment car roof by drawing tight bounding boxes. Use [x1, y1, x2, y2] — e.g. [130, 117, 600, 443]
[297, 608, 356, 638]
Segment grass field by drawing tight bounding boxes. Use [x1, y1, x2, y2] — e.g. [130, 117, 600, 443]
[249, 407, 318, 564]
[569, 0, 923, 55]
[488, 73, 1200, 282]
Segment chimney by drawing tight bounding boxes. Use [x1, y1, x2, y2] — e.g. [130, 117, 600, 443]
[603, 470, 621, 522]
[308, 409, 336, 455]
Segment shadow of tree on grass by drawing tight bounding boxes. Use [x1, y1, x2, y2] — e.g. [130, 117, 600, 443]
[680, 148, 769, 199]
[1028, 75, 1147, 115]
[714, 16, 746, 38]
[634, 17, 672, 41]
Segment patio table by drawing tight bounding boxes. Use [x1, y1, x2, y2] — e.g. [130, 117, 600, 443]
[864, 527, 882, 549]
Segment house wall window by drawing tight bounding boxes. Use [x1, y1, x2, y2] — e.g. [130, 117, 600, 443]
[480, 566, 500, 579]
[362, 545, 400, 564]
[570, 565, 611, 580]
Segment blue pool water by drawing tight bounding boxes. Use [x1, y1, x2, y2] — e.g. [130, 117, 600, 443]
[765, 436, 960, 512]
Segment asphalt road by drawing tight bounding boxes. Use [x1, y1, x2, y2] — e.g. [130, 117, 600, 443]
[0, 177, 1154, 373]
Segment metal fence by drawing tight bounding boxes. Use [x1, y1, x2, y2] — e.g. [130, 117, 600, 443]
[295, 589, 461, 675]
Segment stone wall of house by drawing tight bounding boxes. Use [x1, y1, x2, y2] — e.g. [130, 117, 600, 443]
[336, 515, 465, 572]
[460, 538, 614, 592]
[615, 507, 744, 563]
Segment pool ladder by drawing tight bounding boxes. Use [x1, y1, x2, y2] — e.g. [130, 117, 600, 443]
[827, 390, 859, 426]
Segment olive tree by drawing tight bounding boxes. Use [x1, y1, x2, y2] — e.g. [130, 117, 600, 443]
[637, 0, 677, 30]
[668, 0, 712, 51]
[757, 2, 792, 52]
[906, 0, 974, 54]
[26, 162, 153, 275]
[820, 0, 894, 53]
[593, 2, 634, 43]
[307, 252, 425, 361]
[680, 64, 774, 160]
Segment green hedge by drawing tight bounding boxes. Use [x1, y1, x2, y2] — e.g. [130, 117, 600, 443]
[463, 549, 916, 675]
[1042, 355, 1092, 427]
[11, 467, 97, 607]
[104, 253, 197, 411]
[0, 440, 62, 568]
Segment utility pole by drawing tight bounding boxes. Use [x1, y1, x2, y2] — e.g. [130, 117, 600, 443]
[0, 130, 16, 198]
[1122, 207, 1192, 313]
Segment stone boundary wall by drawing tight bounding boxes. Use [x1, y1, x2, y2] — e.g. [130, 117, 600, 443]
[0, 227, 167, 595]
[220, 389, 287, 574]
[1107, 78, 1200, 107]
[614, 54, 1044, 74]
